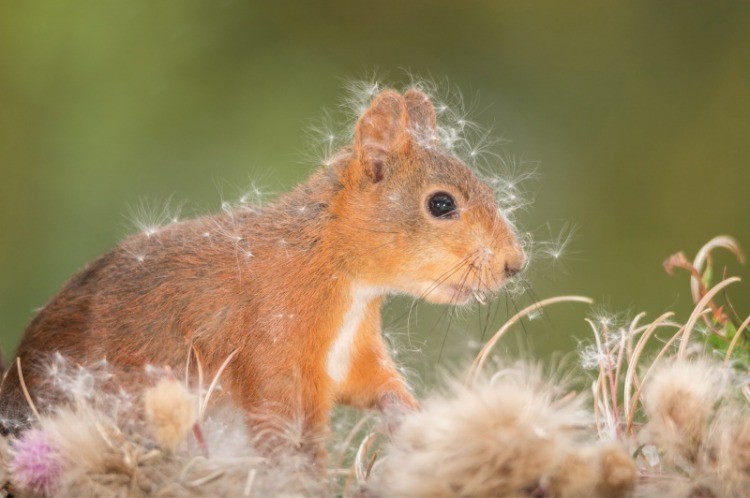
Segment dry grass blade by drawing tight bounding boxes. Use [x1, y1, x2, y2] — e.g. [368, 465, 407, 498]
[625, 319, 690, 434]
[690, 236, 744, 304]
[354, 431, 379, 485]
[184, 470, 225, 487]
[243, 468, 257, 497]
[15, 358, 40, 421]
[466, 295, 593, 385]
[199, 349, 238, 420]
[678, 277, 741, 359]
[724, 314, 750, 365]
[622, 312, 674, 425]
[332, 412, 373, 472]
[587, 319, 614, 437]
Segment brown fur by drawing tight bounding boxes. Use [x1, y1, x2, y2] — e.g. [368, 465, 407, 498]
[0, 89, 524, 453]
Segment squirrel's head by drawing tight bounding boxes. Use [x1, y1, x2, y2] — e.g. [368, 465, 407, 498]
[332, 89, 526, 305]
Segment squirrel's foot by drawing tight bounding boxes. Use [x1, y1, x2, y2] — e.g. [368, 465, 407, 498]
[376, 391, 418, 438]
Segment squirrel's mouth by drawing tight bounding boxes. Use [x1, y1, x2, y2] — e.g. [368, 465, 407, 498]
[444, 285, 489, 305]
[414, 280, 497, 305]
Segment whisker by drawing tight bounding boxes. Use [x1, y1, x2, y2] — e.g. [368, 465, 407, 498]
[436, 259, 477, 364]
[507, 292, 530, 340]
[384, 252, 479, 329]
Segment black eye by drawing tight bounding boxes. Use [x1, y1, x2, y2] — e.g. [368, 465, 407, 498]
[428, 192, 458, 219]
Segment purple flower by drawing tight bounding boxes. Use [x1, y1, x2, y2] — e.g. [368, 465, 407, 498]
[10, 428, 63, 496]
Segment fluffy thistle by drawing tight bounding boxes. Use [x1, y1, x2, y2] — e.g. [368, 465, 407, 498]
[641, 359, 725, 464]
[1, 356, 326, 496]
[370, 364, 589, 497]
[37, 404, 134, 495]
[711, 408, 750, 496]
[9, 428, 64, 496]
[143, 377, 197, 451]
[547, 442, 636, 498]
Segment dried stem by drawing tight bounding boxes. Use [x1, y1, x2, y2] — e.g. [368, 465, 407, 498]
[623, 312, 674, 423]
[467, 295, 593, 385]
[199, 349, 239, 420]
[690, 236, 744, 305]
[724, 314, 750, 365]
[15, 358, 40, 421]
[677, 277, 741, 359]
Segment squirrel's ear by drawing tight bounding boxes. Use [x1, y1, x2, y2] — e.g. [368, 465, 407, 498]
[404, 89, 438, 144]
[354, 90, 410, 183]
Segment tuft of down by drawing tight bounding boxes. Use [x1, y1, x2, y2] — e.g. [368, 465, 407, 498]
[144, 377, 197, 451]
[367, 363, 636, 497]
[641, 359, 726, 464]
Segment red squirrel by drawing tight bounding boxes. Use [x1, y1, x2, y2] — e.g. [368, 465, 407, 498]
[0, 88, 525, 447]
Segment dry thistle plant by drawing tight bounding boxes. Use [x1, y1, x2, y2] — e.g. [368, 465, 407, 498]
[366, 363, 635, 498]
[576, 235, 750, 497]
[1, 353, 324, 497]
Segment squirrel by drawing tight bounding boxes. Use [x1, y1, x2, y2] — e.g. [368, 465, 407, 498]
[0, 88, 525, 452]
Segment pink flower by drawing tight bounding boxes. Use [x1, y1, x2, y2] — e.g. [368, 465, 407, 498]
[10, 428, 63, 496]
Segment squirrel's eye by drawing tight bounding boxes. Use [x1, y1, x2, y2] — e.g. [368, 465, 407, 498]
[428, 192, 458, 219]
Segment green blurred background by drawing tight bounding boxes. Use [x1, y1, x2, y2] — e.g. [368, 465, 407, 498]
[1, 1, 749, 383]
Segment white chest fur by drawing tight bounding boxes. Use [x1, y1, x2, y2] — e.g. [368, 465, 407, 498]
[326, 286, 381, 384]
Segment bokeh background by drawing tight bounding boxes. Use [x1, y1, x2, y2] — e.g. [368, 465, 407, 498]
[2, 1, 749, 385]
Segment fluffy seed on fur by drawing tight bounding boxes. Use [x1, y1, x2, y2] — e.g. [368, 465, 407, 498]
[144, 378, 197, 451]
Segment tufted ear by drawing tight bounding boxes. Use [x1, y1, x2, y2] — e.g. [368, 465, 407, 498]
[404, 89, 438, 144]
[354, 90, 411, 183]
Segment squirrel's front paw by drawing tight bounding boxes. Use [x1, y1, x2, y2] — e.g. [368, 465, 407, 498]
[377, 391, 418, 437]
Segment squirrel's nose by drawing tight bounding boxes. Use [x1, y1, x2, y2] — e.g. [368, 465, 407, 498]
[503, 245, 526, 279]
[504, 263, 520, 279]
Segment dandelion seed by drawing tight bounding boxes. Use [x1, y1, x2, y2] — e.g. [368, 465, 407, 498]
[527, 310, 543, 321]
[128, 197, 182, 237]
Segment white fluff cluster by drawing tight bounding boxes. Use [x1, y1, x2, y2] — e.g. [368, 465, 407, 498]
[368, 362, 635, 498]
[4, 355, 324, 497]
[639, 358, 750, 496]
